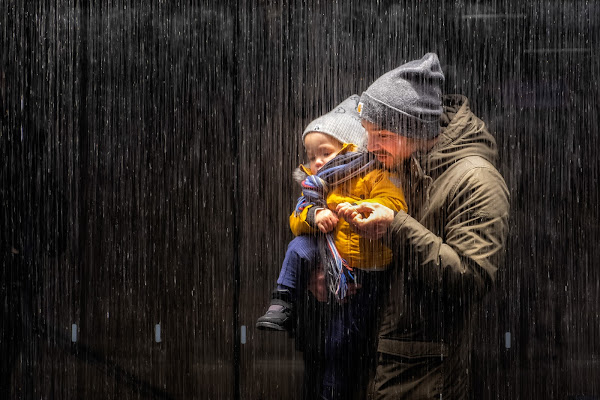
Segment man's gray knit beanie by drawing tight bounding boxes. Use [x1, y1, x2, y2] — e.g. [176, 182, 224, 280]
[302, 95, 366, 146]
[359, 53, 445, 139]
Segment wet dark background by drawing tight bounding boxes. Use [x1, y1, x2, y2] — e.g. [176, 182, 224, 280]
[1, 1, 599, 399]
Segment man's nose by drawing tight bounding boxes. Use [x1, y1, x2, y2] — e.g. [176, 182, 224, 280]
[367, 136, 379, 151]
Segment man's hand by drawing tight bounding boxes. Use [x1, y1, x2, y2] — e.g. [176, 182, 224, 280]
[307, 267, 362, 303]
[314, 208, 339, 233]
[307, 268, 328, 302]
[336, 202, 395, 240]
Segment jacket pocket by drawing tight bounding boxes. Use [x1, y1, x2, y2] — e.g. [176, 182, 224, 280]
[377, 338, 447, 358]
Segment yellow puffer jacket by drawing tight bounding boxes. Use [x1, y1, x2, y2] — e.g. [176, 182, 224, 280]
[289, 144, 407, 270]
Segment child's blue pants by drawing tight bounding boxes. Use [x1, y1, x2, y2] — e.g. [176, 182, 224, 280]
[276, 235, 319, 291]
[275, 235, 388, 399]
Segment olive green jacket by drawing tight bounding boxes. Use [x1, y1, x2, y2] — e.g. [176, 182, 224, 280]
[372, 95, 510, 399]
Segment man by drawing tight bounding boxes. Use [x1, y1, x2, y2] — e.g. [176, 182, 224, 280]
[337, 53, 510, 399]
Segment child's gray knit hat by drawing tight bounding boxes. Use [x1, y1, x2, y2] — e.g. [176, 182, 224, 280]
[358, 53, 445, 139]
[302, 95, 366, 146]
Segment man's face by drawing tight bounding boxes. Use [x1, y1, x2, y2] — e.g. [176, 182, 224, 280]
[363, 120, 418, 168]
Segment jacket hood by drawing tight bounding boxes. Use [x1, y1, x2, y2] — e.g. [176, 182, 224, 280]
[423, 95, 498, 177]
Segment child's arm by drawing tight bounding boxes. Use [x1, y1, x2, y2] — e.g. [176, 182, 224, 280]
[289, 205, 318, 236]
[355, 169, 407, 213]
[289, 205, 339, 235]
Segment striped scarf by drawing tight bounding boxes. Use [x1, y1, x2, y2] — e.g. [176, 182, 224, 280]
[294, 151, 375, 300]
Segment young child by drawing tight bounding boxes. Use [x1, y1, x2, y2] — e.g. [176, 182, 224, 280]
[256, 95, 407, 332]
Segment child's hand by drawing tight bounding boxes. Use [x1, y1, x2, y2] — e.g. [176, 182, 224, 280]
[315, 208, 339, 233]
[337, 202, 395, 240]
[336, 202, 360, 221]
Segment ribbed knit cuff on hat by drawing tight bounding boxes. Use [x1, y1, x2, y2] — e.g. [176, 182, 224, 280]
[359, 92, 441, 139]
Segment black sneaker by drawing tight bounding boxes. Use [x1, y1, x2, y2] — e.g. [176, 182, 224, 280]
[256, 289, 295, 332]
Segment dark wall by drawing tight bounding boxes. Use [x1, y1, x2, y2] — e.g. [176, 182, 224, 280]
[1, 1, 599, 399]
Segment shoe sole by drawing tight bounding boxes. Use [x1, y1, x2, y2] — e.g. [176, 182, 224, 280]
[255, 321, 287, 331]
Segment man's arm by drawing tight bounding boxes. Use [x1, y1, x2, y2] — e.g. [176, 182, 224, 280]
[391, 166, 509, 299]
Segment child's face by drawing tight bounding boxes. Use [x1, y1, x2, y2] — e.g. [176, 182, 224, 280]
[304, 132, 343, 174]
